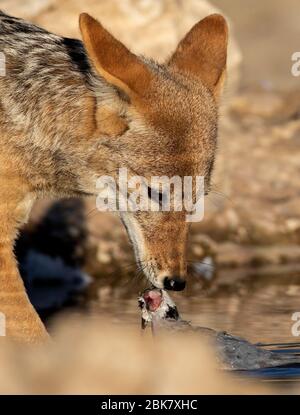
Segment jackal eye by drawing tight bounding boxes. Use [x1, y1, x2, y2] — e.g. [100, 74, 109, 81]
[147, 186, 164, 206]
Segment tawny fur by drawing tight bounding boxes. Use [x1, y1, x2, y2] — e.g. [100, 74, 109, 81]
[0, 10, 227, 342]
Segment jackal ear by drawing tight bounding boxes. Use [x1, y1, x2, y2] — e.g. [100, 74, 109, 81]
[79, 13, 152, 99]
[168, 14, 228, 100]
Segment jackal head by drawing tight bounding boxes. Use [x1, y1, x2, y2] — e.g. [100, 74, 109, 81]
[80, 13, 228, 290]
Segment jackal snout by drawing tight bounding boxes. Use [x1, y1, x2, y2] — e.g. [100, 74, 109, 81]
[163, 276, 186, 291]
[121, 210, 188, 290]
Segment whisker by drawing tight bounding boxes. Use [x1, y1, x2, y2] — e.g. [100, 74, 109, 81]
[187, 259, 215, 269]
[205, 195, 223, 210]
[210, 181, 233, 201]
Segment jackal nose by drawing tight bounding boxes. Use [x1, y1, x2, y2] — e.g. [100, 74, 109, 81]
[163, 276, 186, 291]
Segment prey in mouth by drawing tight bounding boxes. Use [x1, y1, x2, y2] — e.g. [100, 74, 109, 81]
[138, 290, 300, 371]
[138, 288, 181, 331]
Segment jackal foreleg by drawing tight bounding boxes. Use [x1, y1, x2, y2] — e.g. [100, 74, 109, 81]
[0, 181, 49, 343]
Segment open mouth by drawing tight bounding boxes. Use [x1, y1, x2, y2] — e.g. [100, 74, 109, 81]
[141, 288, 163, 312]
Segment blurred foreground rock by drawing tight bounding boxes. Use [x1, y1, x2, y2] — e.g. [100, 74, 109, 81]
[0, 318, 270, 394]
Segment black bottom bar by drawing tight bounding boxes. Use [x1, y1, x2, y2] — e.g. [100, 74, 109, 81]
[0, 395, 298, 413]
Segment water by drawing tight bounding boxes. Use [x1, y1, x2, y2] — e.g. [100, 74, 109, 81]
[92, 266, 300, 384]
[86, 266, 300, 343]
[40, 264, 300, 386]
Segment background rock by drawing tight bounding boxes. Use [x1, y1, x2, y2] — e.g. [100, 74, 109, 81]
[0, 0, 242, 97]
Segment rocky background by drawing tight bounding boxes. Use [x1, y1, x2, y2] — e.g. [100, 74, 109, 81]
[1, 0, 300, 312]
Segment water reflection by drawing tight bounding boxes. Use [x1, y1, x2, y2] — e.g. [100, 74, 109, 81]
[88, 267, 300, 345]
